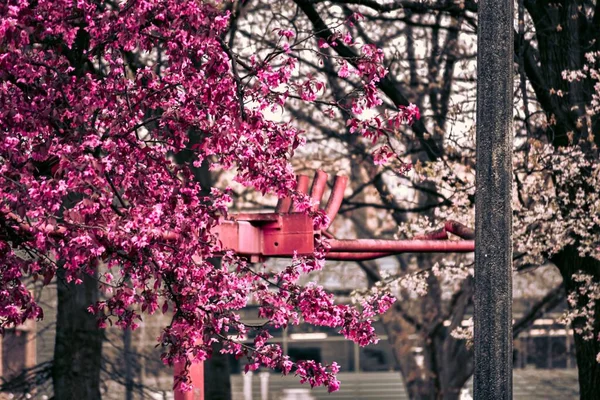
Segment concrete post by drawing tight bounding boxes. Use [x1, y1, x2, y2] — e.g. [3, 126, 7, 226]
[474, 0, 514, 398]
[259, 372, 269, 400]
[243, 370, 253, 400]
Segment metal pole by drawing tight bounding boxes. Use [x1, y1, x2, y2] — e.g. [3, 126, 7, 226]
[327, 239, 475, 253]
[174, 361, 204, 400]
[474, 0, 513, 398]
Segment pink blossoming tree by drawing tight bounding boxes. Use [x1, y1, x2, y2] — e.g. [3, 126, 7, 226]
[0, 0, 418, 397]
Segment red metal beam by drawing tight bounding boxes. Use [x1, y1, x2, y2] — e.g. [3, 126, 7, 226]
[325, 251, 393, 261]
[328, 239, 475, 254]
[445, 220, 475, 239]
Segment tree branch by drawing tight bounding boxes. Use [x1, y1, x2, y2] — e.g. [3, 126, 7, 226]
[293, 0, 443, 161]
[513, 283, 565, 338]
[305, 0, 477, 14]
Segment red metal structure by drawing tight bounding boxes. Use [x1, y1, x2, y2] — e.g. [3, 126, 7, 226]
[174, 170, 474, 399]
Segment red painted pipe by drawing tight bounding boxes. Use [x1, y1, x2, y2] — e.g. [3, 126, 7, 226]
[309, 170, 328, 211]
[275, 196, 292, 213]
[291, 175, 310, 212]
[328, 239, 475, 253]
[174, 361, 204, 400]
[326, 251, 394, 261]
[324, 175, 348, 229]
[445, 220, 475, 239]
[413, 228, 448, 240]
[297, 175, 310, 195]
[277, 175, 309, 213]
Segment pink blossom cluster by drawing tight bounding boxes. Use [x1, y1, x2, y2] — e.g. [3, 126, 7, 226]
[272, 15, 419, 172]
[0, 0, 410, 391]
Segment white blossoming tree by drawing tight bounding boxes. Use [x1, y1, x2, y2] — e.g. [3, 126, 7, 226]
[267, 1, 600, 399]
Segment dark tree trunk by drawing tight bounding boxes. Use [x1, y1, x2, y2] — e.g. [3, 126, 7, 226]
[551, 246, 600, 400]
[521, 2, 600, 398]
[52, 269, 104, 400]
[524, 0, 600, 147]
[381, 302, 473, 400]
[203, 258, 231, 400]
[124, 328, 134, 400]
[204, 340, 232, 400]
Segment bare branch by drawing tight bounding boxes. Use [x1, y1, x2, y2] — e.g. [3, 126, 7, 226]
[513, 283, 565, 338]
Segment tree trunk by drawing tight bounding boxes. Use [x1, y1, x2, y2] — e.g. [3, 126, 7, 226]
[52, 269, 104, 400]
[551, 246, 600, 400]
[203, 256, 231, 400]
[204, 341, 231, 400]
[124, 327, 134, 400]
[525, 0, 598, 146]
[380, 301, 473, 400]
[430, 323, 474, 400]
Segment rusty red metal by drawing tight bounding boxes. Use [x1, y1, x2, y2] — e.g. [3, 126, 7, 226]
[275, 195, 292, 213]
[413, 227, 448, 241]
[445, 220, 475, 239]
[325, 251, 394, 261]
[216, 212, 315, 261]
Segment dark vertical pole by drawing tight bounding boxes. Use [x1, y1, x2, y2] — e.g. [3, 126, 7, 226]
[474, 0, 513, 398]
[124, 328, 134, 400]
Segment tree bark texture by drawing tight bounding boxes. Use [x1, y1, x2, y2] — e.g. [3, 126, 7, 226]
[52, 269, 104, 400]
